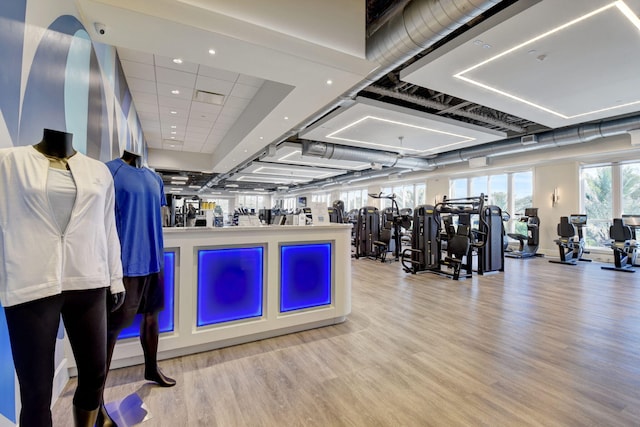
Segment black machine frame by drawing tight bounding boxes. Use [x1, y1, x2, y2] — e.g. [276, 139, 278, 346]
[400, 194, 505, 280]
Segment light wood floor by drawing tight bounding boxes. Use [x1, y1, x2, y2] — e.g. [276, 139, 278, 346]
[52, 256, 640, 426]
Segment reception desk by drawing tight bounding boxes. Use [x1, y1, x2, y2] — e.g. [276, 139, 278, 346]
[66, 224, 352, 372]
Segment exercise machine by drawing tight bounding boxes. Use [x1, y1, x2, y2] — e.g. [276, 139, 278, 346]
[505, 207, 542, 258]
[400, 194, 504, 280]
[368, 193, 405, 262]
[354, 206, 380, 259]
[328, 200, 345, 223]
[549, 214, 591, 265]
[401, 205, 440, 274]
[601, 218, 636, 273]
[622, 215, 640, 265]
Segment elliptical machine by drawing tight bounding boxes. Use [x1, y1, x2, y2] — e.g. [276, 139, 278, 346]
[505, 207, 542, 258]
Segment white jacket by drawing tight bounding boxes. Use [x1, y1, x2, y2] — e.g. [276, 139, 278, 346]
[0, 146, 124, 307]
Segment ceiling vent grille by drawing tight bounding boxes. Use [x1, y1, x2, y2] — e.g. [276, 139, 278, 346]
[193, 89, 225, 105]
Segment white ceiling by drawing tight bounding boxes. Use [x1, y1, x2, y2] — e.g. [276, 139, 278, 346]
[118, 47, 266, 154]
[75, 0, 640, 192]
[300, 97, 506, 155]
[401, 0, 640, 128]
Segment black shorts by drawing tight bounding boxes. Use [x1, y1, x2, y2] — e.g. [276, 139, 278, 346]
[123, 273, 165, 315]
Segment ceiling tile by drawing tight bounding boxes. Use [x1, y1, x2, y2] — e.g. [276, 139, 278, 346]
[154, 55, 199, 73]
[117, 47, 154, 64]
[229, 83, 260, 99]
[195, 75, 235, 96]
[155, 67, 197, 88]
[197, 65, 240, 82]
[126, 77, 158, 94]
[120, 60, 156, 81]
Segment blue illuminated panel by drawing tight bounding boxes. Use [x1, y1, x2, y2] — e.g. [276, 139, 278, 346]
[280, 243, 332, 312]
[118, 251, 176, 340]
[0, 304, 16, 423]
[197, 247, 263, 327]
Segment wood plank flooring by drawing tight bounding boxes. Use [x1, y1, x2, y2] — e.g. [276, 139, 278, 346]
[52, 257, 640, 426]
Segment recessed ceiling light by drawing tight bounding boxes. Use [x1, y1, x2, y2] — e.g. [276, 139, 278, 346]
[326, 79, 333, 85]
[171, 125, 177, 129]
[482, 44, 491, 49]
[173, 58, 183, 64]
[259, 136, 264, 140]
[473, 39, 483, 45]
[171, 131, 177, 135]
[188, 185, 201, 189]
[170, 136, 175, 139]
[170, 111, 177, 115]
[169, 144, 176, 147]
[171, 89, 180, 95]
[226, 184, 239, 188]
[171, 176, 189, 181]
[208, 49, 216, 55]
[284, 116, 289, 120]
[244, 149, 248, 153]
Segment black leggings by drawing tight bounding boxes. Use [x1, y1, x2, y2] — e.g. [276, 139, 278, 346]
[4, 287, 107, 427]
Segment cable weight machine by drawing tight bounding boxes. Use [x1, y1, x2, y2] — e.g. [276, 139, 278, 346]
[401, 194, 504, 280]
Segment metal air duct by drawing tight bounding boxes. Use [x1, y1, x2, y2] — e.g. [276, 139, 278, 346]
[302, 141, 435, 170]
[428, 113, 640, 168]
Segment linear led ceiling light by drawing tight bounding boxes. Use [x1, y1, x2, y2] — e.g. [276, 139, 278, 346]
[454, 1, 640, 119]
[278, 151, 370, 170]
[326, 116, 475, 153]
[252, 166, 336, 179]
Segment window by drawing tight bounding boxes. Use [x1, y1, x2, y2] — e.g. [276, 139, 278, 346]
[237, 195, 267, 213]
[450, 171, 532, 234]
[622, 163, 640, 214]
[451, 179, 467, 199]
[488, 174, 507, 212]
[512, 171, 533, 235]
[380, 183, 426, 210]
[311, 193, 331, 207]
[339, 188, 368, 212]
[582, 165, 614, 248]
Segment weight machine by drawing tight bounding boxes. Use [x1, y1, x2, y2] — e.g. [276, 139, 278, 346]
[367, 193, 407, 262]
[401, 194, 504, 280]
[354, 206, 380, 259]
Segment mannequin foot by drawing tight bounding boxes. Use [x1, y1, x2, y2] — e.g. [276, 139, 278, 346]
[96, 402, 118, 427]
[144, 367, 176, 387]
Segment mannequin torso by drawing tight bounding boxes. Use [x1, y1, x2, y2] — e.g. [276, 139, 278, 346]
[33, 128, 76, 170]
[121, 150, 142, 168]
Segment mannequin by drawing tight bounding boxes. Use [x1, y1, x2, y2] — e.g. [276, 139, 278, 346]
[99, 150, 176, 427]
[121, 149, 142, 168]
[0, 129, 126, 427]
[34, 127, 76, 158]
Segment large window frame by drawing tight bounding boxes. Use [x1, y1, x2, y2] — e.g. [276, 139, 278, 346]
[450, 171, 533, 234]
[580, 161, 640, 249]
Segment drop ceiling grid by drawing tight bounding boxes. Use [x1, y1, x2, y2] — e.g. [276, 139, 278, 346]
[118, 47, 266, 154]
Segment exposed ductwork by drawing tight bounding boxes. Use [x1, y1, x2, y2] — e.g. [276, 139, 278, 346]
[363, 85, 527, 132]
[366, 0, 501, 66]
[427, 113, 640, 168]
[296, 112, 640, 193]
[302, 140, 436, 170]
[270, 0, 502, 150]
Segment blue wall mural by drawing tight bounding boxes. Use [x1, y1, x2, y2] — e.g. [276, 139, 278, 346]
[0, 1, 147, 424]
